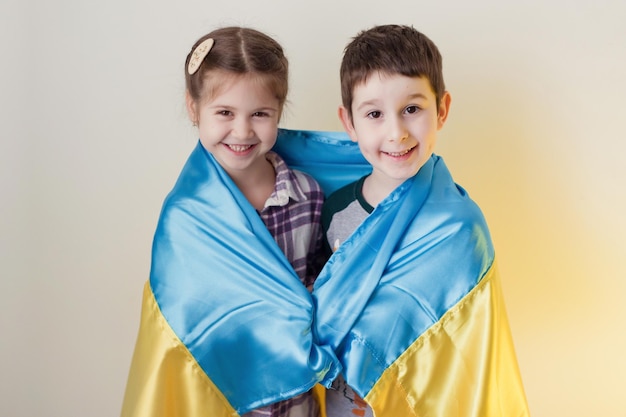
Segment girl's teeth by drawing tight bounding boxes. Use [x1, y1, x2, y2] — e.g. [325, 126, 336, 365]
[228, 144, 252, 152]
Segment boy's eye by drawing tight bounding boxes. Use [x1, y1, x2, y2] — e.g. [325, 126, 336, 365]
[405, 105, 420, 114]
[367, 111, 382, 119]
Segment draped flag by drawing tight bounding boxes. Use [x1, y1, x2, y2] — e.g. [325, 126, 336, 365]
[122, 129, 529, 417]
[121, 135, 343, 417]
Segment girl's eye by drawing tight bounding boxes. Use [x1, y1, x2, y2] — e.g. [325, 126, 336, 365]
[367, 111, 382, 119]
[405, 105, 420, 114]
[253, 111, 269, 118]
[217, 110, 232, 116]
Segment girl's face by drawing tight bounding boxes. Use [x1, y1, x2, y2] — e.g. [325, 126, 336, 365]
[187, 74, 281, 179]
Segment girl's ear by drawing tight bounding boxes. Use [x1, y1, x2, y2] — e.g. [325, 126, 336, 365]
[338, 105, 358, 142]
[185, 90, 198, 125]
[437, 91, 452, 130]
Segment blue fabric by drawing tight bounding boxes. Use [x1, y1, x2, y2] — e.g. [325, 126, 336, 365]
[312, 152, 494, 396]
[150, 142, 340, 413]
[149, 129, 494, 412]
[273, 129, 372, 196]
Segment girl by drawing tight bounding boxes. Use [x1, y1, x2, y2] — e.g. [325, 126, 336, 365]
[183, 27, 324, 417]
[122, 27, 327, 417]
[184, 27, 324, 291]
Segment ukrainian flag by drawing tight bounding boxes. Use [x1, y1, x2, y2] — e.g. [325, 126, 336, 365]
[122, 130, 529, 417]
[307, 147, 527, 416]
[121, 137, 342, 416]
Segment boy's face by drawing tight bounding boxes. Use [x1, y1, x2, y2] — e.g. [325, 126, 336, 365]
[339, 72, 450, 192]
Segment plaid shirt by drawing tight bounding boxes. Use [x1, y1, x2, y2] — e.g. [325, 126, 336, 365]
[242, 151, 324, 417]
[258, 151, 325, 288]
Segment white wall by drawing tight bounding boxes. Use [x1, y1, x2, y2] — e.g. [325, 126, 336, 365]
[2, 0, 625, 416]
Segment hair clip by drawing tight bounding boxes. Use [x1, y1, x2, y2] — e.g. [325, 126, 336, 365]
[187, 38, 215, 75]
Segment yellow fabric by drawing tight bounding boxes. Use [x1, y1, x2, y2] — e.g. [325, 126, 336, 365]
[121, 282, 238, 417]
[366, 263, 529, 417]
[312, 384, 327, 417]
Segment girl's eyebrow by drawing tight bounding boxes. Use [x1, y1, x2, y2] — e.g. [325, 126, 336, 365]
[253, 106, 279, 112]
[206, 104, 278, 112]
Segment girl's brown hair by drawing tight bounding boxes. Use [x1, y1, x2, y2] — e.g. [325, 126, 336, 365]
[185, 27, 289, 112]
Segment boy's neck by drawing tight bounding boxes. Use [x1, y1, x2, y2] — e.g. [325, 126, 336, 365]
[361, 173, 404, 208]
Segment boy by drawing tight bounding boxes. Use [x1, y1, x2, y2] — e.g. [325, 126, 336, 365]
[320, 25, 529, 416]
[323, 24, 450, 254]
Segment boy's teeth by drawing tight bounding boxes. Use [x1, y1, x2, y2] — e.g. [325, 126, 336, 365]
[387, 149, 410, 156]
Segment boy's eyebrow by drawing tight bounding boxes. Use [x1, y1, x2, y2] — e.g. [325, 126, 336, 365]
[407, 93, 428, 100]
[355, 93, 429, 111]
[355, 99, 380, 111]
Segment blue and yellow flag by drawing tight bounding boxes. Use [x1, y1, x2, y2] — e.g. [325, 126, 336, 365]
[122, 129, 529, 417]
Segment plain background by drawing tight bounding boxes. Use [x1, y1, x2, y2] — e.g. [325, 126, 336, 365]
[1, 0, 625, 416]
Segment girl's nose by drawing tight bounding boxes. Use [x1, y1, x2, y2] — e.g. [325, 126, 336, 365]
[233, 117, 253, 140]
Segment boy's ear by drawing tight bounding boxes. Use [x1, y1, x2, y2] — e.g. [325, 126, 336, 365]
[437, 91, 452, 130]
[185, 90, 198, 124]
[338, 105, 358, 142]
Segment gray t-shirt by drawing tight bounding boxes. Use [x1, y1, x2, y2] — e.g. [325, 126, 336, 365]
[321, 175, 374, 417]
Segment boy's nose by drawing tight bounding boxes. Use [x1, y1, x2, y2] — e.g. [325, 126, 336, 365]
[388, 119, 409, 142]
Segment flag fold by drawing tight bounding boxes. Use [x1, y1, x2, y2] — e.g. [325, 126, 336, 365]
[122, 129, 528, 417]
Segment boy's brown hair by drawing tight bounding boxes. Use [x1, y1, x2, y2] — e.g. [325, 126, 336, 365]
[340, 25, 445, 118]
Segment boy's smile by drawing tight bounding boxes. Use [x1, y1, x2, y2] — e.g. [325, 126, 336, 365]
[382, 144, 417, 158]
[339, 72, 450, 204]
